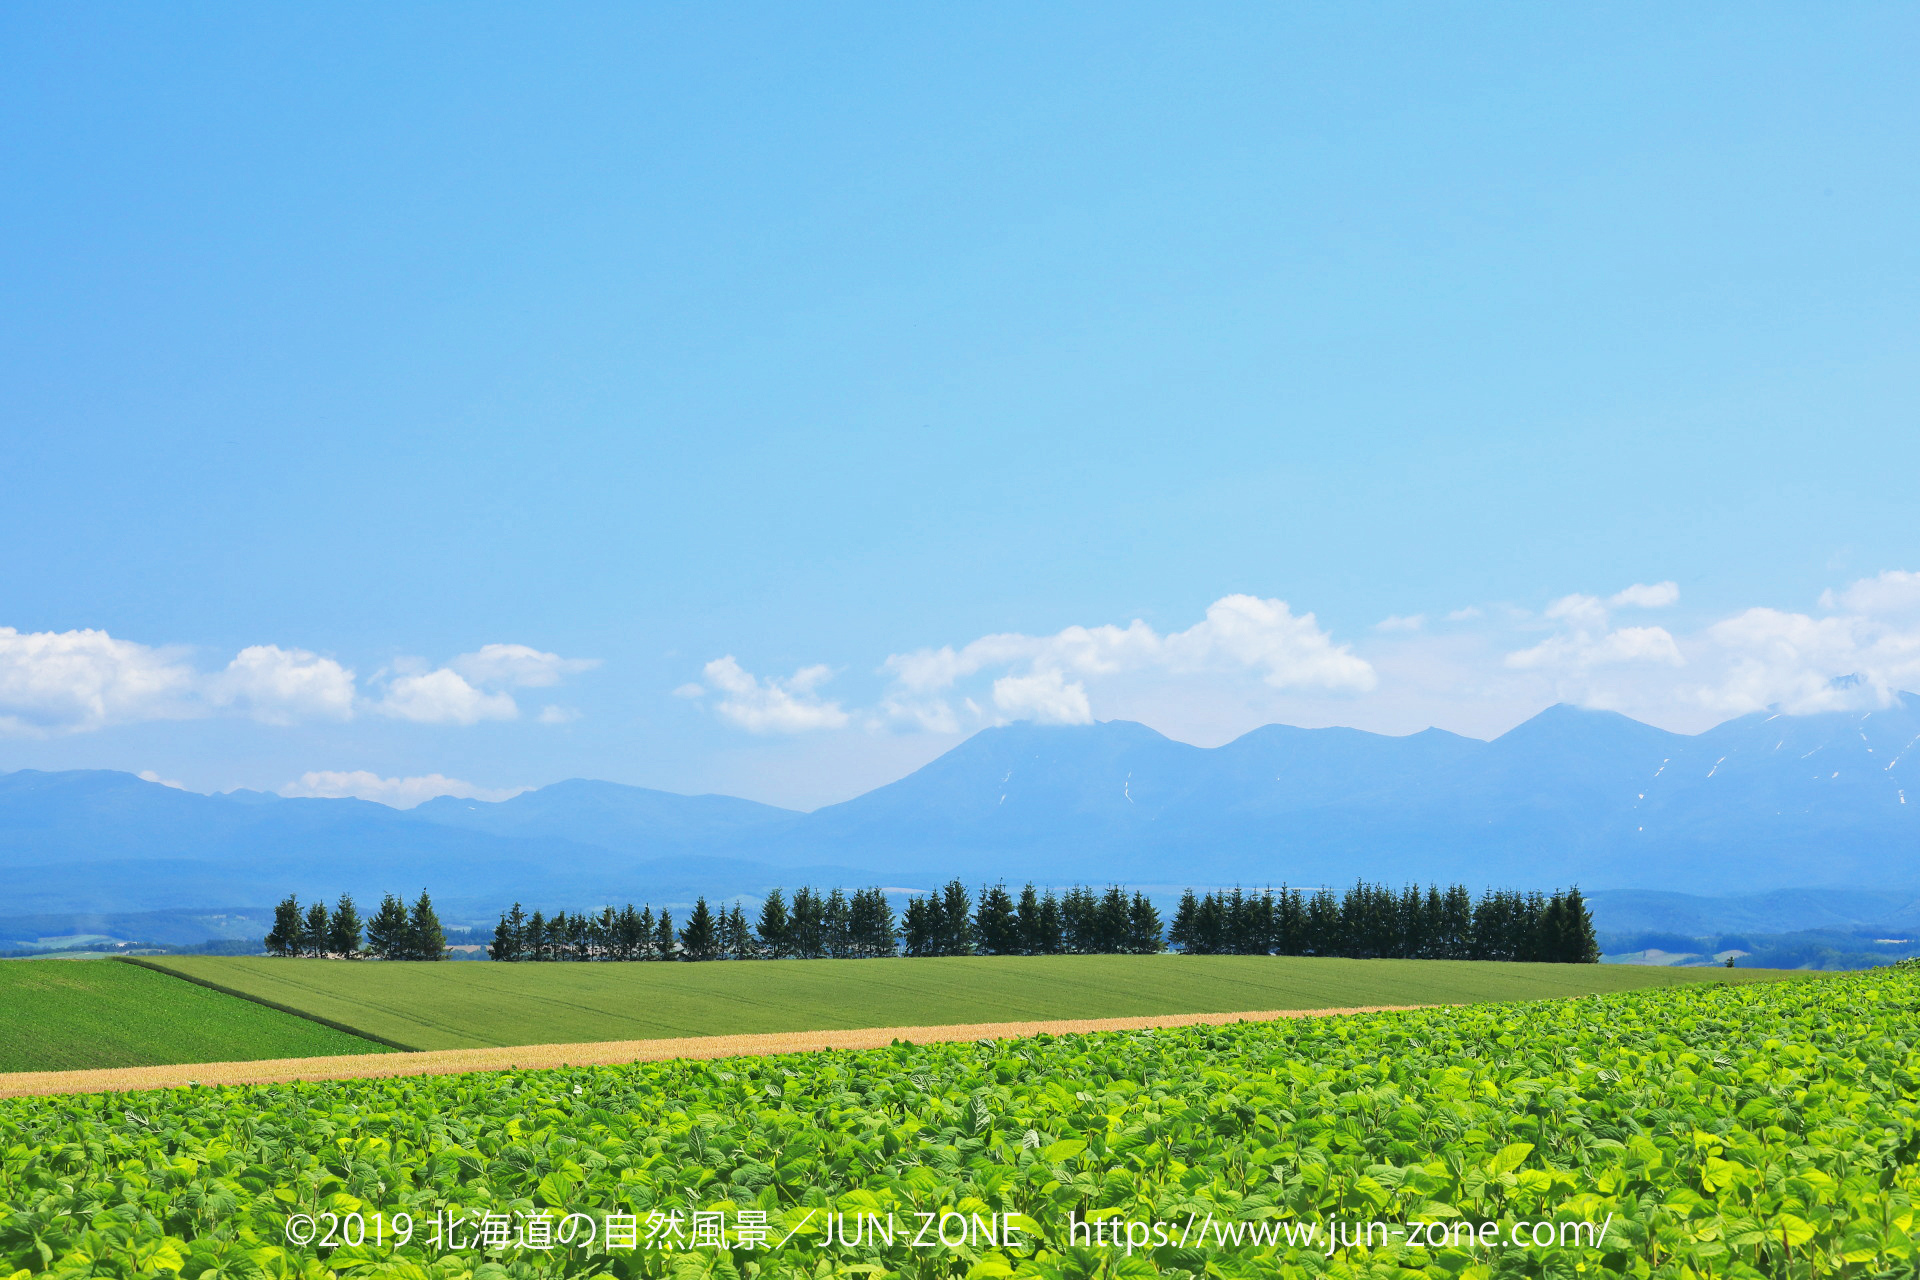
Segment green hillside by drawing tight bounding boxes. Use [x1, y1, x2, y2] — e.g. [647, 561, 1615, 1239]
[0, 960, 388, 1072]
[143, 952, 1799, 1051]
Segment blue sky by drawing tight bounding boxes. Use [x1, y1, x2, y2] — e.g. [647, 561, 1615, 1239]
[3, 4, 1918, 809]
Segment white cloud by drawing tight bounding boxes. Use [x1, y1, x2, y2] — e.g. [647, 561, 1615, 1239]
[375, 668, 519, 725]
[0, 625, 594, 735]
[689, 596, 1374, 737]
[208, 645, 356, 724]
[1609, 581, 1680, 609]
[1541, 592, 1612, 628]
[0, 627, 200, 735]
[451, 643, 599, 688]
[697, 656, 851, 733]
[1684, 605, 1920, 714]
[1490, 572, 1920, 721]
[889, 595, 1374, 693]
[138, 769, 187, 790]
[537, 704, 581, 724]
[874, 691, 964, 734]
[992, 669, 1094, 724]
[1507, 625, 1685, 673]
[1446, 606, 1484, 622]
[1507, 582, 1687, 689]
[1819, 569, 1920, 617]
[1375, 614, 1427, 632]
[279, 770, 527, 809]
[371, 642, 596, 723]
[869, 595, 1375, 732]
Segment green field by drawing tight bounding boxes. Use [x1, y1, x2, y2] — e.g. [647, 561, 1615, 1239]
[0, 959, 388, 1073]
[0, 963, 1906, 1277]
[143, 952, 1797, 1052]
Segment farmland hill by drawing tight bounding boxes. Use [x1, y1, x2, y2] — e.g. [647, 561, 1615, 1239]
[1, 695, 1916, 920]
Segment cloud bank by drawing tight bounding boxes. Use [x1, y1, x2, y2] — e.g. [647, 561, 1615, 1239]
[681, 656, 852, 733]
[687, 595, 1376, 735]
[685, 572, 1920, 742]
[0, 630, 595, 736]
[1497, 574, 1920, 718]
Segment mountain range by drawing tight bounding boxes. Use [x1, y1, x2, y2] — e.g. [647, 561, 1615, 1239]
[2, 697, 1916, 927]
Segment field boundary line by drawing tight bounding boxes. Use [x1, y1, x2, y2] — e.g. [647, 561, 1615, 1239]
[0, 1004, 1426, 1098]
[115, 957, 418, 1052]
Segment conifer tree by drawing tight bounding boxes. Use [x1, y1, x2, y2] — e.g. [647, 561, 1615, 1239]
[789, 887, 827, 958]
[937, 879, 974, 955]
[974, 883, 1019, 955]
[365, 893, 409, 960]
[723, 902, 751, 959]
[654, 907, 675, 959]
[901, 895, 933, 957]
[919, 890, 946, 954]
[1126, 891, 1163, 954]
[408, 890, 446, 960]
[615, 904, 643, 960]
[1167, 890, 1197, 953]
[490, 903, 525, 961]
[1535, 892, 1568, 964]
[679, 897, 717, 960]
[1036, 889, 1064, 954]
[847, 887, 896, 957]
[329, 894, 363, 957]
[1015, 883, 1046, 955]
[1559, 886, 1600, 964]
[824, 888, 852, 958]
[301, 900, 330, 957]
[1060, 886, 1098, 954]
[1097, 885, 1131, 953]
[1274, 886, 1306, 955]
[265, 894, 302, 957]
[756, 889, 791, 958]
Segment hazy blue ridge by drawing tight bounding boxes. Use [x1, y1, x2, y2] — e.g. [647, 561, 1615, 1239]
[1, 697, 1916, 922]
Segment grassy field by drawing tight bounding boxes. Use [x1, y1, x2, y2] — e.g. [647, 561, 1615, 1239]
[0, 959, 388, 1072]
[142, 952, 1800, 1051]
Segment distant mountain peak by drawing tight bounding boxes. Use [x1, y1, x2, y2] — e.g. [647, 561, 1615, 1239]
[1492, 702, 1682, 749]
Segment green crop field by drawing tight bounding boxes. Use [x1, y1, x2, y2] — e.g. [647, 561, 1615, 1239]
[0, 960, 388, 1073]
[142, 953, 1795, 1052]
[0, 963, 1907, 1277]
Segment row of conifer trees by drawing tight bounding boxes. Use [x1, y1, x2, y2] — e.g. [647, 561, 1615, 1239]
[480, 880, 1595, 963]
[481, 882, 1156, 961]
[264, 891, 447, 959]
[903, 882, 1165, 956]
[264, 880, 1597, 964]
[1169, 883, 1600, 962]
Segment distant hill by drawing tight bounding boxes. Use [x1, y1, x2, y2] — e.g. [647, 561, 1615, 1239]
[1, 696, 1916, 922]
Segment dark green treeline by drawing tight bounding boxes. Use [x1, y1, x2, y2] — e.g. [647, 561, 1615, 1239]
[475, 879, 1597, 964]
[264, 891, 444, 960]
[1170, 883, 1600, 963]
[481, 882, 1160, 962]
